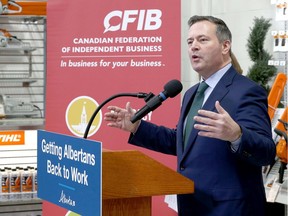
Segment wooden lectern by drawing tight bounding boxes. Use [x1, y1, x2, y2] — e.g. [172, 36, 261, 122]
[102, 150, 194, 216]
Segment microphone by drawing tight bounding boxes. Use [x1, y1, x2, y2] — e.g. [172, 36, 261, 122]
[130, 79, 183, 123]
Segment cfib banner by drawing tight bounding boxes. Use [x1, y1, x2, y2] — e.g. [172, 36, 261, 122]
[45, 0, 180, 215]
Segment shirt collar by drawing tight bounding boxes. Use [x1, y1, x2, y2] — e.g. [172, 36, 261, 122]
[201, 63, 232, 88]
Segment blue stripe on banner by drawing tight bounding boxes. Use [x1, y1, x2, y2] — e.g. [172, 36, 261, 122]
[58, 183, 75, 191]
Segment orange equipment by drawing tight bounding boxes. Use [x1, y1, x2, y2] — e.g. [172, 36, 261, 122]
[267, 73, 287, 120]
[275, 106, 288, 133]
[0, 0, 46, 15]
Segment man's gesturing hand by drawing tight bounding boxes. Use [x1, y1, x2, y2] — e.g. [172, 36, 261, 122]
[104, 102, 140, 134]
[193, 101, 242, 142]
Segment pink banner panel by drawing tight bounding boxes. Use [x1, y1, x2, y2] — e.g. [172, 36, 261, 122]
[45, 0, 181, 215]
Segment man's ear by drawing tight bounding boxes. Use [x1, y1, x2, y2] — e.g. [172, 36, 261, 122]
[222, 40, 231, 55]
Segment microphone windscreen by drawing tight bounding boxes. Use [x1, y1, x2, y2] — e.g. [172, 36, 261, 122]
[164, 79, 183, 98]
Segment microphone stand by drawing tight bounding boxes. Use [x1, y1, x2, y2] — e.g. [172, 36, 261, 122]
[83, 92, 153, 139]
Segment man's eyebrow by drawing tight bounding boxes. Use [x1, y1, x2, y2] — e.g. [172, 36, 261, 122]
[187, 34, 208, 41]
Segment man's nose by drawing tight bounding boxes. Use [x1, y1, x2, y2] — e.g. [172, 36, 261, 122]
[190, 41, 199, 51]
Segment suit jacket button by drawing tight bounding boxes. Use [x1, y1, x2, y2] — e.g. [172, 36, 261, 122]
[180, 166, 185, 171]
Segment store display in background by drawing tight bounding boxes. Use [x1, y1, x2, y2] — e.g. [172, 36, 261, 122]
[0, 166, 37, 201]
[0, 95, 5, 118]
[0, 130, 38, 200]
[2, 95, 40, 118]
[259, 3, 288, 214]
[0, 130, 41, 215]
[0, 0, 22, 15]
[272, 30, 288, 52]
[0, 13, 46, 124]
[0, 2, 45, 211]
[263, 107, 287, 209]
[0, 95, 42, 119]
[0, 0, 46, 15]
[276, 0, 288, 21]
[0, 28, 31, 48]
[274, 109, 288, 184]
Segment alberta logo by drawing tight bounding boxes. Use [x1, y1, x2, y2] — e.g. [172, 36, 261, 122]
[65, 96, 102, 137]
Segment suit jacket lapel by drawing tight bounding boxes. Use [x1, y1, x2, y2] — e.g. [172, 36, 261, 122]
[180, 68, 237, 161]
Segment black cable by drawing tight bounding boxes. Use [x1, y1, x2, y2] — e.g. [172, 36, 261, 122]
[83, 92, 148, 139]
[33, 104, 43, 118]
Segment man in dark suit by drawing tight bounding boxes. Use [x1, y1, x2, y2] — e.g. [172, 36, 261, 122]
[104, 16, 276, 216]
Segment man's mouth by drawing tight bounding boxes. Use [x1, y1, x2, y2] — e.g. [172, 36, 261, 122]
[192, 55, 200, 60]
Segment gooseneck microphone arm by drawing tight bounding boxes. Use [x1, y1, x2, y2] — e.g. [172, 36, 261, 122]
[84, 79, 183, 139]
[83, 92, 148, 139]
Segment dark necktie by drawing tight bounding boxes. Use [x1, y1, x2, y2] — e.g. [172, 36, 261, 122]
[184, 81, 209, 148]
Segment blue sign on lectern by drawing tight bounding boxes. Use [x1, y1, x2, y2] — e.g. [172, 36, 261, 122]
[37, 130, 102, 216]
